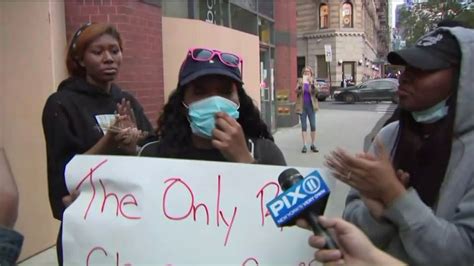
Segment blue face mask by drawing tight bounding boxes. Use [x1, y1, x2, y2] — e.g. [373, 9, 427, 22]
[184, 96, 240, 139]
[411, 99, 449, 124]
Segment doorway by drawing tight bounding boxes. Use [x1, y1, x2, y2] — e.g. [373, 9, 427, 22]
[297, 56, 306, 78]
[342, 61, 355, 84]
[259, 47, 276, 132]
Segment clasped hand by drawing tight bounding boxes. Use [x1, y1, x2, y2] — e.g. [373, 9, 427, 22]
[325, 140, 408, 215]
[108, 98, 148, 155]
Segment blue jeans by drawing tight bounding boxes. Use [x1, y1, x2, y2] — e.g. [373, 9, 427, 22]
[300, 103, 316, 132]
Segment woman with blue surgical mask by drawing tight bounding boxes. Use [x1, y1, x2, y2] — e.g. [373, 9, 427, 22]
[140, 48, 286, 166]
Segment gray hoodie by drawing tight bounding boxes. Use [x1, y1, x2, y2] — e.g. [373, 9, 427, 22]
[343, 27, 474, 265]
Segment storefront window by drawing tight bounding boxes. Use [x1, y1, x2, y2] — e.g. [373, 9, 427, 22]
[198, 0, 229, 26]
[258, 0, 274, 18]
[162, 0, 189, 18]
[230, 0, 257, 12]
[319, 4, 329, 29]
[221, 0, 230, 27]
[259, 18, 273, 44]
[342, 2, 353, 28]
[230, 4, 258, 35]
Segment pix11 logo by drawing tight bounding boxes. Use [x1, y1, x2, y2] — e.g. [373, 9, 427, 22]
[266, 170, 329, 226]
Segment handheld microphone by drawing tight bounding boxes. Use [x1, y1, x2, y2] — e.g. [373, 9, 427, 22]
[266, 168, 338, 249]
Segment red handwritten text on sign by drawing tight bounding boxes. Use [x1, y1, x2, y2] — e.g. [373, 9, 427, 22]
[75, 159, 141, 221]
[162, 175, 238, 246]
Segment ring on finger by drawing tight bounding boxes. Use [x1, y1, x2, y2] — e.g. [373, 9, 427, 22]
[346, 171, 352, 180]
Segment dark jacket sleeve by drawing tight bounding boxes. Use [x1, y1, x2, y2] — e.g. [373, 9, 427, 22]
[311, 84, 318, 96]
[42, 94, 80, 220]
[253, 139, 287, 166]
[0, 226, 23, 266]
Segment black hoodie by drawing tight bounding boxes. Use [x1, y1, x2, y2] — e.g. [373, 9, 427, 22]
[42, 77, 154, 220]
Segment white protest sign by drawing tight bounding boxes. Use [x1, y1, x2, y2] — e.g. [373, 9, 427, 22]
[63, 155, 336, 265]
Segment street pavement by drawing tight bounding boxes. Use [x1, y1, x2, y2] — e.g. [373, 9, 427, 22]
[273, 104, 388, 218]
[320, 99, 398, 113]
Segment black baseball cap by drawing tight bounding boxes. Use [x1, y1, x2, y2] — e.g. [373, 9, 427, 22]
[387, 29, 461, 71]
[178, 54, 243, 86]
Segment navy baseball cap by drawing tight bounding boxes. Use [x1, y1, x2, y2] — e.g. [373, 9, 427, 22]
[178, 53, 243, 86]
[388, 29, 461, 71]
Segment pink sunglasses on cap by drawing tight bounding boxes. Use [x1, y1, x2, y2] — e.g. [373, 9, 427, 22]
[181, 47, 244, 78]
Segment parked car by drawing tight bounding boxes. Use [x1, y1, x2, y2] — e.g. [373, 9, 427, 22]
[315, 79, 330, 101]
[333, 78, 399, 104]
[459, 0, 471, 7]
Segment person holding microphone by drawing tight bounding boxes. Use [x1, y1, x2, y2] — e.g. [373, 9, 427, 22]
[297, 216, 405, 265]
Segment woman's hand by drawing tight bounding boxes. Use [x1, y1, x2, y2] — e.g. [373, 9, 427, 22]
[116, 98, 137, 128]
[85, 98, 147, 155]
[114, 127, 146, 155]
[324, 140, 406, 206]
[109, 113, 148, 155]
[86, 115, 145, 155]
[295, 81, 302, 94]
[353, 153, 410, 220]
[360, 195, 385, 220]
[296, 87, 302, 94]
[62, 190, 80, 208]
[212, 112, 254, 163]
[361, 169, 409, 220]
[296, 217, 405, 265]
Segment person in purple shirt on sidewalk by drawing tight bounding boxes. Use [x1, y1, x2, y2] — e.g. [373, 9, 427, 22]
[295, 66, 320, 153]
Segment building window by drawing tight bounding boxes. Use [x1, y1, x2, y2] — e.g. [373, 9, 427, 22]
[230, 3, 258, 35]
[258, 0, 273, 18]
[316, 55, 328, 78]
[230, 0, 257, 12]
[319, 4, 329, 29]
[341, 2, 353, 28]
[297, 57, 306, 78]
[198, 0, 229, 26]
[259, 18, 273, 44]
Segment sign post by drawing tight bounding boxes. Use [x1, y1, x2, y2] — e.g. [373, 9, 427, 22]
[324, 44, 333, 97]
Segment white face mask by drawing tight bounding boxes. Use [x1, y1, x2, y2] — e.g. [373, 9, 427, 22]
[411, 99, 449, 124]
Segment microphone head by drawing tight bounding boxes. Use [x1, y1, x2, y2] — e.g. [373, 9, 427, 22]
[278, 168, 303, 191]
